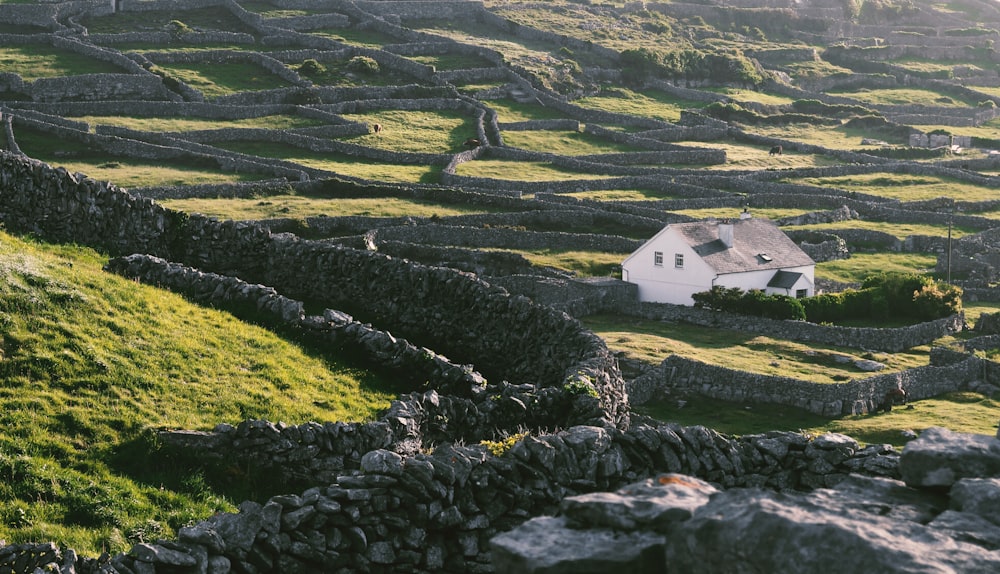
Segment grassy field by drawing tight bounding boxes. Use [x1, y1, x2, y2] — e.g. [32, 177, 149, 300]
[0, 232, 395, 554]
[574, 87, 707, 123]
[453, 158, 620, 181]
[582, 313, 931, 383]
[636, 392, 1000, 448]
[501, 130, 644, 156]
[11, 127, 265, 189]
[786, 219, 974, 239]
[214, 141, 442, 183]
[828, 87, 980, 107]
[337, 109, 477, 153]
[153, 62, 293, 100]
[0, 46, 125, 80]
[69, 114, 326, 133]
[785, 173, 1000, 202]
[815, 252, 939, 284]
[160, 195, 500, 220]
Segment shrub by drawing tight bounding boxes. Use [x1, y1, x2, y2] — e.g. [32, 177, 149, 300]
[298, 59, 325, 76]
[692, 287, 805, 320]
[480, 431, 529, 457]
[347, 56, 380, 74]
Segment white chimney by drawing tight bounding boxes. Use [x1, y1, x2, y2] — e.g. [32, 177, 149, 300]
[719, 220, 733, 248]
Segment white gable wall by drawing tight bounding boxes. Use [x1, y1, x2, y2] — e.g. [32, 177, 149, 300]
[764, 266, 816, 298]
[621, 227, 718, 305]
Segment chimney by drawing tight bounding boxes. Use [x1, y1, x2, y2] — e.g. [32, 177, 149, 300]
[719, 219, 734, 248]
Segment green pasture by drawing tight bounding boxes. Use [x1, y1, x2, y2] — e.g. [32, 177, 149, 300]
[81, 6, 252, 35]
[786, 219, 975, 240]
[679, 139, 843, 170]
[515, 249, 625, 277]
[574, 87, 707, 123]
[815, 252, 939, 284]
[295, 57, 421, 87]
[160, 195, 499, 221]
[786, 173, 1000, 202]
[501, 130, 645, 156]
[215, 141, 441, 183]
[337, 109, 477, 154]
[0, 45, 125, 80]
[781, 58, 854, 80]
[672, 207, 809, 221]
[152, 61, 292, 99]
[828, 87, 980, 108]
[0, 232, 394, 554]
[636, 392, 999, 449]
[407, 53, 496, 70]
[488, 99, 569, 122]
[12, 128, 262, 188]
[240, 1, 316, 18]
[562, 188, 679, 201]
[69, 114, 324, 133]
[747, 122, 910, 150]
[582, 313, 930, 384]
[309, 27, 402, 48]
[703, 87, 797, 106]
[453, 159, 619, 181]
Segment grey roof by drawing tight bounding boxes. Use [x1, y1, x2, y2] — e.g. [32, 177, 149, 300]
[673, 217, 814, 274]
[768, 270, 804, 289]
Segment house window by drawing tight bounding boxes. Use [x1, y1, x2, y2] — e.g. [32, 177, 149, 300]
[654, 251, 663, 267]
[796, 289, 808, 298]
[674, 254, 684, 268]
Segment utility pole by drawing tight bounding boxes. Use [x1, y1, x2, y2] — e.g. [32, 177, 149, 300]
[947, 200, 954, 284]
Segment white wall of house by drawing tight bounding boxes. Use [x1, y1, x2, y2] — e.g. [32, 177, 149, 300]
[764, 267, 816, 298]
[621, 227, 717, 305]
[718, 265, 815, 297]
[623, 225, 817, 305]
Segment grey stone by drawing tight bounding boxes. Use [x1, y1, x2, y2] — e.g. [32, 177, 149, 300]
[560, 474, 716, 531]
[900, 426, 1000, 488]
[950, 478, 1000, 526]
[361, 449, 405, 476]
[491, 516, 665, 574]
[129, 543, 197, 567]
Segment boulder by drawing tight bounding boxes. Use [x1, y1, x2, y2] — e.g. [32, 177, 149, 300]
[899, 427, 1000, 488]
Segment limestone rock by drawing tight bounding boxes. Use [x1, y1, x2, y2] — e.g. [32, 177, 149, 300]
[899, 427, 1000, 488]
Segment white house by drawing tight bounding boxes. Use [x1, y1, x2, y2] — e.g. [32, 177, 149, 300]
[621, 211, 816, 305]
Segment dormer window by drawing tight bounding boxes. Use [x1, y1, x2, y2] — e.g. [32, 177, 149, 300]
[759, 253, 772, 262]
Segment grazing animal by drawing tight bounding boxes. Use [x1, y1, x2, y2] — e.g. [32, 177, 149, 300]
[372, 123, 382, 134]
[463, 137, 482, 149]
[882, 386, 908, 412]
[769, 145, 782, 156]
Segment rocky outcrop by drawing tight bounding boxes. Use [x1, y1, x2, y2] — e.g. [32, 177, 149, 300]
[492, 426, 1000, 573]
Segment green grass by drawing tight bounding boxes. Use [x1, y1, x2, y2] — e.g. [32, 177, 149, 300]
[453, 159, 618, 181]
[515, 249, 626, 277]
[70, 115, 325, 133]
[562, 188, 678, 201]
[160, 195, 498, 220]
[407, 53, 495, 70]
[828, 87, 978, 108]
[501, 130, 644, 156]
[12, 127, 265, 188]
[748, 122, 910, 150]
[787, 219, 975, 240]
[673, 208, 810, 221]
[309, 28, 401, 48]
[582, 313, 930, 383]
[154, 62, 292, 99]
[81, 6, 252, 35]
[702, 87, 797, 106]
[0, 46, 125, 80]
[215, 141, 441, 183]
[635, 392, 999, 448]
[337, 109, 477, 154]
[787, 173, 1000, 202]
[0, 232, 395, 555]
[816, 253, 939, 284]
[574, 87, 707, 123]
[488, 99, 569, 122]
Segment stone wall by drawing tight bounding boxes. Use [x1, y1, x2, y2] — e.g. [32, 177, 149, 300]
[629, 352, 981, 416]
[0, 151, 628, 427]
[631, 302, 964, 353]
[492, 428, 1000, 574]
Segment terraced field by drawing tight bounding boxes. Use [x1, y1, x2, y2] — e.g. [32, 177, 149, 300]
[5, 0, 1000, 561]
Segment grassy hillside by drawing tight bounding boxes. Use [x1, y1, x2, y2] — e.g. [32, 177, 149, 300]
[0, 232, 395, 553]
